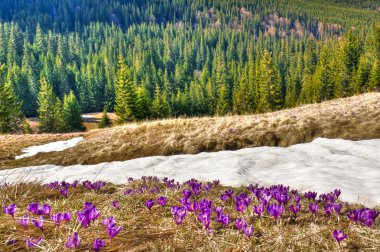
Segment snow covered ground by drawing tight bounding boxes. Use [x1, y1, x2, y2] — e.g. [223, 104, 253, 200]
[15, 137, 84, 160]
[3, 138, 380, 207]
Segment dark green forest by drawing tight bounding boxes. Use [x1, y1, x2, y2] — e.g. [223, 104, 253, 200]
[0, 0, 379, 133]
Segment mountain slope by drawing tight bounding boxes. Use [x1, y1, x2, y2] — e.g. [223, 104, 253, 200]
[1, 92, 379, 169]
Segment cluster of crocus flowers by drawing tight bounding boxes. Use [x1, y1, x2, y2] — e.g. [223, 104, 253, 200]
[171, 206, 187, 225]
[27, 202, 51, 216]
[347, 208, 379, 227]
[235, 218, 253, 238]
[2, 176, 380, 249]
[50, 212, 71, 226]
[82, 180, 106, 190]
[234, 193, 252, 212]
[77, 202, 100, 228]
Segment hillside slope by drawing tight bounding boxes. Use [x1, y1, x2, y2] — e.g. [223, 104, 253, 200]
[1, 93, 379, 169]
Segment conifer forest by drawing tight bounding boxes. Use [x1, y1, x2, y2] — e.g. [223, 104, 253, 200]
[0, 0, 379, 133]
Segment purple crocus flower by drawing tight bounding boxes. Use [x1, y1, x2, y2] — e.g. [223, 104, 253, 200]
[289, 204, 301, 215]
[213, 206, 224, 216]
[77, 202, 100, 228]
[107, 224, 122, 241]
[66, 232, 81, 249]
[102, 217, 115, 227]
[258, 191, 272, 206]
[182, 189, 193, 199]
[93, 239, 106, 251]
[324, 204, 333, 217]
[217, 213, 230, 227]
[254, 204, 265, 219]
[333, 189, 341, 199]
[358, 208, 379, 227]
[3, 203, 16, 218]
[38, 204, 51, 216]
[26, 237, 42, 249]
[333, 230, 347, 245]
[63, 212, 71, 221]
[333, 203, 342, 215]
[203, 183, 212, 191]
[198, 198, 213, 211]
[235, 199, 248, 212]
[27, 203, 51, 216]
[171, 206, 187, 225]
[220, 194, 229, 202]
[304, 191, 317, 201]
[157, 196, 167, 207]
[291, 189, 298, 195]
[32, 216, 44, 230]
[50, 213, 63, 226]
[60, 188, 68, 198]
[235, 218, 246, 230]
[186, 201, 198, 212]
[242, 225, 253, 238]
[274, 192, 290, 205]
[309, 203, 319, 215]
[146, 199, 155, 210]
[267, 204, 285, 220]
[198, 211, 211, 229]
[27, 202, 39, 214]
[112, 200, 120, 209]
[347, 210, 360, 223]
[293, 194, 301, 204]
[18, 214, 29, 229]
[225, 189, 234, 197]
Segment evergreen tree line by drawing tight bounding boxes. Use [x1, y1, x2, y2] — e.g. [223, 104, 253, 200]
[0, 0, 379, 132]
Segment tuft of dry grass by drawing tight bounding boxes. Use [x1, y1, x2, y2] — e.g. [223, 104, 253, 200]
[1, 93, 380, 170]
[0, 178, 379, 251]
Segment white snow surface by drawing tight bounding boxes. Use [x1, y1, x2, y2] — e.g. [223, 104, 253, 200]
[3, 138, 380, 207]
[15, 137, 84, 160]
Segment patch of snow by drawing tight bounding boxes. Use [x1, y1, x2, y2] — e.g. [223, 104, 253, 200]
[3, 138, 380, 207]
[15, 137, 84, 160]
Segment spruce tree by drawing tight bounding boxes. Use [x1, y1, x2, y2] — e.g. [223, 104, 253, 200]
[216, 84, 229, 116]
[0, 66, 24, 133]
[369, 60, 380, 90]
[98, 108, 111, 128]
[152, 85, 170, 118]
[257, 50, 282, 112]
[114, 55, 137, 122]
[62, 91, 85, 132]
[37, 78, 62, 133]
[135, 83, 151, 120]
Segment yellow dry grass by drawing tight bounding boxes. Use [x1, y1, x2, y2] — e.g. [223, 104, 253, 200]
[1, 93, 380, 169]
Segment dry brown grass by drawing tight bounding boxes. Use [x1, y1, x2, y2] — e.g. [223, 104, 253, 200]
[1, 93, 380, 169]
[0, 179, 379, 251]
[0, 133, 83, 165]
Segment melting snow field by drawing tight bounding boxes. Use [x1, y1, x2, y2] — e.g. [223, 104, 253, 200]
[15, 137, 84, 160]
[2, 138, 380, 207]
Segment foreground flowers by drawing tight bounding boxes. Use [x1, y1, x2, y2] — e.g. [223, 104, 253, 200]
[26, 237, 42, 249]
[3, 203, 17, 218]
[66, 232, 81, 249]
[1, 177, 379, 250]
[333, 230, 347, 245]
